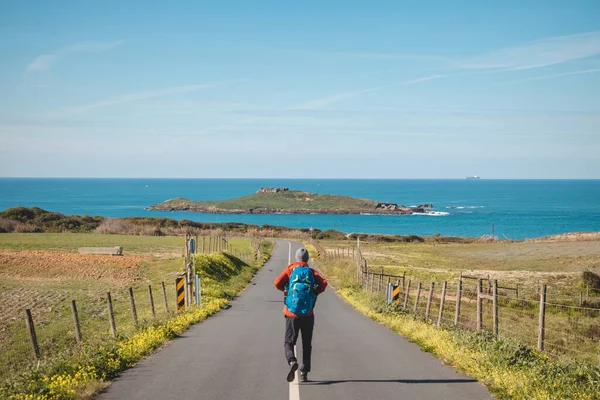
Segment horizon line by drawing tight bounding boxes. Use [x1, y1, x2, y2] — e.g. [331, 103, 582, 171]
[1, 177, 599, 181]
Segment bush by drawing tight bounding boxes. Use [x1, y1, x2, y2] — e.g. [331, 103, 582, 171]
[0, 218, 17, 233]
[582, 271, 600, 293]
[316, 229, 346, 240]
[95, 219, 138, 235]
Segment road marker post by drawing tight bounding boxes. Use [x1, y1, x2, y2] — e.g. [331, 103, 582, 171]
[392, 285, 401, 305]
[176, 278, 185, 312]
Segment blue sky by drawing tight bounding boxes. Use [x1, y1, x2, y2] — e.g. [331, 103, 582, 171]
[1, 0, 599, 178]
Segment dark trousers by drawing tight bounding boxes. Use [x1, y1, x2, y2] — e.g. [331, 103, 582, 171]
[284, 315, 314, 372]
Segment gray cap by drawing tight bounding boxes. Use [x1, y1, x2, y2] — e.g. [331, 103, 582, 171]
[295, 248, 309, 262]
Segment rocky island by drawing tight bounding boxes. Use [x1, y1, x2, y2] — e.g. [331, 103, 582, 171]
[147, 188, 433, 215]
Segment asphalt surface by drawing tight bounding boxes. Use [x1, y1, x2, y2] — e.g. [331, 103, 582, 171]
[96, 241, 492, 400]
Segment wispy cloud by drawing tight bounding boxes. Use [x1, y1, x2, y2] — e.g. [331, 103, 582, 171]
[501, 68, 600, 85]
[44, 80, 244, 117]
[455, 31, 600, 71]
[290, 75, 444, 110]
[26, 40, 125, 72]
[282, 49, 447, 62]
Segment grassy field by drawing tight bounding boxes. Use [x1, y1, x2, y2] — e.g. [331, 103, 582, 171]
[312, 238, 600, 364]
[308, 240, 600, 399]
[0, 233, 259, 394]
[322, 239, 600, 289]
[151, 190, 388, 211]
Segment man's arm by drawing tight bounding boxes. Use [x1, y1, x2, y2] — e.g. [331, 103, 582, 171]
[274, 268, 290, 291]
[313, 270, 328, 294]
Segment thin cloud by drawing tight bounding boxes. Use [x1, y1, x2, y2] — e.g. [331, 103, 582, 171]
[25, 40, 125, 72]
[501, 68, 600, 85]
[455, 31, 600, 71]
[291, 75, 444, 110]
[44, 80, 243, 117]
[282, 49, 448, 62]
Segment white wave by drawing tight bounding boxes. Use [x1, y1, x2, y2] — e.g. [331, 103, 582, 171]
[360, 213, 375, 216]
[446, 205, 485, 209]
[413, 211, 450, 216]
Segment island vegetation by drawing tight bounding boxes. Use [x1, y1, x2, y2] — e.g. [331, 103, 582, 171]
[148, 188, 433, 215]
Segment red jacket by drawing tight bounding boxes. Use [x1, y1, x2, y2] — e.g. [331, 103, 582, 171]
[274, 261, 327, 317]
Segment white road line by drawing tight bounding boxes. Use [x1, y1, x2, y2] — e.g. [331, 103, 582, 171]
[289, 345, 300, 400]
[287, 241, 292, 265]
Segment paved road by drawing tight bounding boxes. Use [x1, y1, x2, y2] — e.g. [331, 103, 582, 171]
[97, 241, 492, 400]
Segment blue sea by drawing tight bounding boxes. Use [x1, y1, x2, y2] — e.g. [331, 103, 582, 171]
[1, 179, 599, 240]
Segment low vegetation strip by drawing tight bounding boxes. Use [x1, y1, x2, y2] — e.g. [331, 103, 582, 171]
[1, 244, 272, 400]
[338, 288, 600, 400]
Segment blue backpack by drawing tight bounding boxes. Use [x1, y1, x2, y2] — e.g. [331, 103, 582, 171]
[285, 265, 316, 315]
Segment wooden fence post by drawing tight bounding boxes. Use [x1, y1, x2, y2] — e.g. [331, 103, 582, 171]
[414, 282, 422, 314]
[437, 281, 447, 328]
[161, 281, 169, 313]
[454, 273, 462, 326]
[148, 285, 156, 318]
[493, 280, 498, 337]
[71, 300, 82, 343]
[476, 279, 483, 331]
[25, 309, 40, 359]
[370, 273, 375, 293]
[107, 292, 117, 337]
[401, 271, 406, 291]
[516, 283, 519, 301]
[202, 237, 205, 253]
[128, 287, 138, 327]
[538, 284, 547, 351]
[403, 279, 411, 310]
[425, 281, 435, 321]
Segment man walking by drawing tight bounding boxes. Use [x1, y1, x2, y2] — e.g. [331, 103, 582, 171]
[274, 248, 327, 383]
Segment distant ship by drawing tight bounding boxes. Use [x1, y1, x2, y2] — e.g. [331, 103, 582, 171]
[466, 175, 480, 180]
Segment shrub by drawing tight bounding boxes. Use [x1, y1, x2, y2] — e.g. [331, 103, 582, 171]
[316, 229, 346, 240]
[0, 218, 17, 233]
[582, 271, 600, 293]
[95, 219, 138, 235]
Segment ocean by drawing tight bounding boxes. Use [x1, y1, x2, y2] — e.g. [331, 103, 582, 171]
[1, 178, 599, 240]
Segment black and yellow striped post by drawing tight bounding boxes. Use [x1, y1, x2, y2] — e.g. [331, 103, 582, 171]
[254, 251, 258, 261]
[317, 251, 321, 259]
[175, 278, 185, 312]
[392, 285, 401, 305]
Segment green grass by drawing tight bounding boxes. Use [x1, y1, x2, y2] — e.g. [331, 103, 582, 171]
[340, 288, 600, 400]
[152, 190, 383, 211]
[312, 250, 600, 399]
[0, 234, 270, 399]
[354, 240, 600, 275]
[0, 233, 185, 255]
[0, 233, 258, 395]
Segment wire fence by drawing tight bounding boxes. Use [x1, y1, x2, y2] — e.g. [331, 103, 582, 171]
[0, 237, 255, 386]
[319, 240, 600, 365]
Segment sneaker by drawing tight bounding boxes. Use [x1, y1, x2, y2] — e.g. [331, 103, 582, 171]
[300, 372, 308, 382]
[286, 361, 298, 382]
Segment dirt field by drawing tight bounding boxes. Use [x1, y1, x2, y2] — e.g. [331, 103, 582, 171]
[0, 249, 146, 283]
[0, 249, 149, 331]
